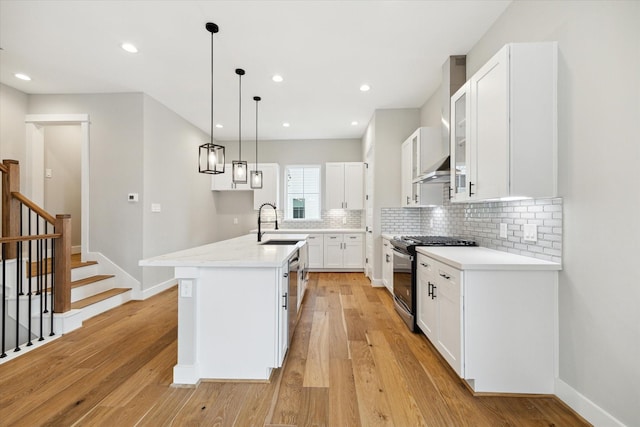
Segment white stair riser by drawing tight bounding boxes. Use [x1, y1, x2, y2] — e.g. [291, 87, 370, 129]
[71, 264, 99, 281]
[80, 290, 132, 322]
[71, 277, 116, 302]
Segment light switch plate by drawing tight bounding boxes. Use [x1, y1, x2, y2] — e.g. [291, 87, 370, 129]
[45, 168, 53, 178]
[181, 280, 192, 298]
[499, 223, 508, 238]
[523, 224, 538, 242]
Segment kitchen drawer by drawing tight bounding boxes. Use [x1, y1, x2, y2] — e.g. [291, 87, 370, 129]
[343, 233, 363, 242]
[306, 233, 324, 244]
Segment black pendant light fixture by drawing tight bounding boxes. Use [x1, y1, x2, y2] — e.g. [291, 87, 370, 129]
[232, 68, 248, 183]
[250, 96, 263, 189]
[199, 22, 225, 174]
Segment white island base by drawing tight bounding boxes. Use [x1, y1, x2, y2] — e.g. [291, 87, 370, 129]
[174, 266, 282, 384]
[140, 233, 306, 385]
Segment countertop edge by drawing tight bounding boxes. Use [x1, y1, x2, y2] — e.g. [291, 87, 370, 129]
[416, 246, 562, 271]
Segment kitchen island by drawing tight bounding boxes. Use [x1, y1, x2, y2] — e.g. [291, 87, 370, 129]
[139, 233, 308, 385]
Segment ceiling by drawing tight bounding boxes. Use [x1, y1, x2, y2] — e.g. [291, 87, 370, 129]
[0, 0, 510, 142]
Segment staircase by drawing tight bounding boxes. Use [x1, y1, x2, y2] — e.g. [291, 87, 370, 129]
[39, 254, 132, 322]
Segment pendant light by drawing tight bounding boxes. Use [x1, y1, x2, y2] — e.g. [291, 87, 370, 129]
[232, 68, 248, 183]
[250, 96, 263, 189]
[198, 22, 225, 174]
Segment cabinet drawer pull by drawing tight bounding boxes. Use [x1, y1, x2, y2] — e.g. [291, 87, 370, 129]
[439, 272, 451, 280]
[350, 236, 357, 239]
[420, 262, 429, 268]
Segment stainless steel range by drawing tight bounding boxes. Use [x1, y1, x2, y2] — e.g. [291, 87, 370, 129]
[390, 235, 476, 331]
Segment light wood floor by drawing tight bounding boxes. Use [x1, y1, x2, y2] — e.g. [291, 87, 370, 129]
[0, 272, 589, 426]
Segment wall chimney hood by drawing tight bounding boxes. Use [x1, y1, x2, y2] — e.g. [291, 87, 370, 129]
[416, 55, 466, 184]
[413, 155, 450, 183]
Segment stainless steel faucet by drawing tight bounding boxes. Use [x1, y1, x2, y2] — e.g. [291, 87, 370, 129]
[257, 202, 278, 242]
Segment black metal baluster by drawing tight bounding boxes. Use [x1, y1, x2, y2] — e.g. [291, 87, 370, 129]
[50, 238, 55, 337]
[38, 221, 44, 342]
[14, 240, 21, 353]
[1, 244, 6, 358]
[18, 203, 24, 296]
[43, 222, 48, 314]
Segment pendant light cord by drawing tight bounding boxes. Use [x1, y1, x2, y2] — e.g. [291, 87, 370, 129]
[238, 71, 242, 160]
[255, 97, 259, 169]
[210, 29, 214, 145]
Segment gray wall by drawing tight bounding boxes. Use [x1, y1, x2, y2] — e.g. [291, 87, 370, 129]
[142, 94, 218, 289]
[44, 125, 82, 247]
[420, 1, 640, 425]
[28, 93, 145, 284]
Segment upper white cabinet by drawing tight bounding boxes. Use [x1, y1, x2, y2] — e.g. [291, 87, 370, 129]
[451, 42, 558, 203]
[400, 128, 443, 207]
[212, 163, 280, 210]
[252, 163, 280, 210]
[211, 164, 251, 191]
[325, 162, 364, 210]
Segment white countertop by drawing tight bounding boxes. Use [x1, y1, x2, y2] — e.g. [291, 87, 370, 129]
[381, 233, 395, 240]
[250, 228, 365, 234]
[139, 233, 308, 268]
[416, 246, 562, 271]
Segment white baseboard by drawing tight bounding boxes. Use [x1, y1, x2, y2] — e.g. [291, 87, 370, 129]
[555, 378, 626, 427]
[369, 278, 385, 287]
[141, 279, 178, 300]
[84, 251, 142, 298]
[71, 245, 81, 255]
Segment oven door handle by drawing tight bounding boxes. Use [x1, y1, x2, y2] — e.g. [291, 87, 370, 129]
[392, 248, 414, 262]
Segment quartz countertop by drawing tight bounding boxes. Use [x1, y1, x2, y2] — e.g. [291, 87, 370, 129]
[416, 246, 562, 271]
[139, 233, 308, 268]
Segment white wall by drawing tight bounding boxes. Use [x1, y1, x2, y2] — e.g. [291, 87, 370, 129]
[0, 83, 28, 184]
[420, 2, 640, 425]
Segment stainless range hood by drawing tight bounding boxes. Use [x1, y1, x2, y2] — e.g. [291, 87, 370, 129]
[416, 55, 466, 184]
[413, 155, 450, 183]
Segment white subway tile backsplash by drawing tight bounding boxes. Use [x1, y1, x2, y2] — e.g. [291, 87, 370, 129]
[380, 185, 563, 263]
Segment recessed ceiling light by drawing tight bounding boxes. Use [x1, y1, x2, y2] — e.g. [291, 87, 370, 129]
[282, 122, 290, 128]
[215, 124, 223, 128]
[359, 84, 370, 92]
[272, 74, 283, 83]
[15, 73, 31, 81]
[121, 43, 138, 53]
[351, 121, 358, 126]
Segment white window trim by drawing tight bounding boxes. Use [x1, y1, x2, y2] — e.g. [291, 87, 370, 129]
[283, 164, 322, 221]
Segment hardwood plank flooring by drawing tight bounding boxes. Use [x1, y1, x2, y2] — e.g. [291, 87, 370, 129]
[0, 273, 590, 426]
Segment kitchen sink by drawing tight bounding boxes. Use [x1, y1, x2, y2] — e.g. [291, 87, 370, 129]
[260, 239, 300, 245]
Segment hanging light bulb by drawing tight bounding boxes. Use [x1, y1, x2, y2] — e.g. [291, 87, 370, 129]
[232, 68, 248, 183]
[250, 96, 263, 189]
[199, 22, 225, 174]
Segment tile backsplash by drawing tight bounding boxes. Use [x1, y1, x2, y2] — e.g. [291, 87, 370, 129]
[263, 209, 363, 230]
[382, 187, 562, 263]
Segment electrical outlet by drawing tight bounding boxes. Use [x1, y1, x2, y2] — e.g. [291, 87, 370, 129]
[45, 168, 53, 178]
[233, 217, 239, 225]
[181, 280, 192, 298]
[500, 223, 508, 238]
[342, 217, 347, 225]
[128, 193, 138, 202]
[151, 203, 161, 212]
[523, 224, 538, 242]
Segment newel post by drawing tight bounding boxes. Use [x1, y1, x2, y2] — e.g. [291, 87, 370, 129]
[2, 159, 20, 259]
[54, 214, 72, 313]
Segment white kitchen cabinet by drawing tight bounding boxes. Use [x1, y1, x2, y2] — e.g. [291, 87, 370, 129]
[416, 254, 462, 375]
[325, 162, 364, 210]
[451, 42, 557, 202]
[252, 163, 280, 210]
[278, 261, 289, 365]
[306, 233, 324, 269]
[211, 164, 251, 191]
[381, 238, 394, 293]
[450, 82, 472, 201]
[400, 128, 443, 207]
[416, 248, 558, 394]
[323, 233, 364, 269]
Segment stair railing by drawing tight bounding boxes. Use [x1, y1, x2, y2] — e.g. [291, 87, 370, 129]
[1, 159, 71, 358]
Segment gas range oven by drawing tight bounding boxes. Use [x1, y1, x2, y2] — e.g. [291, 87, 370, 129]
[390, 235, 477, 331]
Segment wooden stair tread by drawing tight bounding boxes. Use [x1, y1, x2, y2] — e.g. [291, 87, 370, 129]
[28, 254, 98, 278]
[71, 274, 115, 288]
[71, 288, 131, 310]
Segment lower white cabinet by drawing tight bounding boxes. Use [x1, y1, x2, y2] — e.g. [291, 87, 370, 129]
[416, 251, 558, 394]
[381, 238, 394, 293]
[278, 261, 289, 365]
[306, 234, 324, 269]
[323, 233, 363, 269]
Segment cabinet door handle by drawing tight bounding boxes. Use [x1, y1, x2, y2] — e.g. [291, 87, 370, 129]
[283, 292, 288, 309]
[386, 254, 390, 262]
[431, 284, 437, 300]
[469, 181, 475, 197]
[428, 282, 433, 297]
[406, 196, 410, 205]
[439, 272, 451, 280]
[414, 194, 419, 203]
[448, 187, 453, 200]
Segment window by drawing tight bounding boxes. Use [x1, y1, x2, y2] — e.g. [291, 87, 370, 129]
[285, 165, 321, 220]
